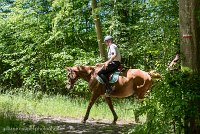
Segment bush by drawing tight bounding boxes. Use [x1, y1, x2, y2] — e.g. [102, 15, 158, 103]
[130, 71, 200, 134]
[0, 47, 98, 96]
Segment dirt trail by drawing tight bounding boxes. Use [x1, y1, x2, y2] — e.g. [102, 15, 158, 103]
[19, 114, 136, 134]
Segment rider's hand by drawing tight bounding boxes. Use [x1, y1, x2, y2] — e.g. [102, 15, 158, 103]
[96, 63, 103, 67]
[104, 61, 109, 69]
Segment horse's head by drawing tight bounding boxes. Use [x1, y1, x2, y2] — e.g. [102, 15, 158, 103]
[65, 65, 96, 90]
[66, 67, 79, 90]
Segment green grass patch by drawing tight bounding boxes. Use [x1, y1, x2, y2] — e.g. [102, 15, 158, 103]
[0, 89, 143, 123]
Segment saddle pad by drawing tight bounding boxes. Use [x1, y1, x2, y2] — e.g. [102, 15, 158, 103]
[96, 71, 120, 84]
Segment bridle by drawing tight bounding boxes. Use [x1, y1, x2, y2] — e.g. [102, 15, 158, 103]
[67, 66, 94, 88]
[68, 68, 78, 83]
[69, 68, 74, 80]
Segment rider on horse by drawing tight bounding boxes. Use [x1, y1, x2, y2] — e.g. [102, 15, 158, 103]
[96, 35, 121, 97]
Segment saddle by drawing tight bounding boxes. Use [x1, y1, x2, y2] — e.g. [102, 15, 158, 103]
[96, 65, 123, 84]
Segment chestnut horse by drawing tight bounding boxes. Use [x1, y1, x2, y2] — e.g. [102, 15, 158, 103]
[66, 65, 161, 124]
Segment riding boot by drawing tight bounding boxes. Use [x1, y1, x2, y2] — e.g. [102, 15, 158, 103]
[99, 74, 112, 96]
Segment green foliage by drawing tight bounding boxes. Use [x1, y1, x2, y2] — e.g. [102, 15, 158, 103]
[0, 0, 99, 94]
[2, 1, 196, 133]
[0, 0, 179, 91]
[100, 0, 179, 71]
[130, 71, 200, 134]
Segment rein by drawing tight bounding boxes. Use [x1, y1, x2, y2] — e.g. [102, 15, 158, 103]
[68, 66, 93, 82]
[69, 68, 73, 79]
[69, 68, 78, 81]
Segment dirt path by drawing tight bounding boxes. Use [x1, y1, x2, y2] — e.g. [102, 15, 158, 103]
[18, 114, 136, 134]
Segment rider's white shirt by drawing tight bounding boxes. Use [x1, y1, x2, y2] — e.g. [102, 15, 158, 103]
[108, 44, 121, 62]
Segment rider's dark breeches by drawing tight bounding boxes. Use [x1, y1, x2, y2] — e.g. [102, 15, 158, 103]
[97, 61, 120, 90]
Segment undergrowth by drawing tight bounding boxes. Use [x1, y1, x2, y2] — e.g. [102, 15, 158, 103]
[0, 87, 142, 132]
[129, 71, 200, 134]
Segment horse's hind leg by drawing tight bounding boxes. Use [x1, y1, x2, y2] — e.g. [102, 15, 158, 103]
[82, 93, 99, 123]
[105, 97, 118, 124]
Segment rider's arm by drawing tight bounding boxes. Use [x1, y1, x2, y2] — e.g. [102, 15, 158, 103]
[107, 53, 117, 63]
[96, 54, 116, 67]
[104, 45, 117, 67]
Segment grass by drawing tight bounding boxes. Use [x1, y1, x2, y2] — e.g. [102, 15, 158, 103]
[0, 88, 144, 133]
[0, 89, 140, 122]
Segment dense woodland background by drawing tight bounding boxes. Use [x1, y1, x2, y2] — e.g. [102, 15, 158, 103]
[0, 0, 179, 92]
[0, 0, 200, 133]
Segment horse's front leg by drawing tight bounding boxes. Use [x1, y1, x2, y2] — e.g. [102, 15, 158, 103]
[105, 97, 118, 124]
[82, 93, 99, 123]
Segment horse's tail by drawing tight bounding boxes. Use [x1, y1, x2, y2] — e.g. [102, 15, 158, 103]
[148, 70, 161, 79]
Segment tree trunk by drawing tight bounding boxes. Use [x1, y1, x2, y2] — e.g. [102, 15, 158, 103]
[91, 0, 106, 61]
[179, 0, 200, 133]
[191, 0, 200, 73]
[179, 0, 200, 73]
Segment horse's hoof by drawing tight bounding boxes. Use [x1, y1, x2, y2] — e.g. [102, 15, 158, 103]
[135, 117, 139, 123]
[81, 120, 86, 123]
[135, 120, 141, 123]
[111, 121, 117, 125]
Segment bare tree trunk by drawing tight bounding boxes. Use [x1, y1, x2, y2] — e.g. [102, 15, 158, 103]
[179, 0, 200, 73]
[179, 0, 193, 69]
[91, 0, 106, 61]
[191, 0, 200, 73]
[179, 0, 200, 133]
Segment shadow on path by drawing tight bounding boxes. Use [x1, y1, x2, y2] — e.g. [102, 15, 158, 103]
[1, 112, 137, 134]
[38, 117, 136, 134]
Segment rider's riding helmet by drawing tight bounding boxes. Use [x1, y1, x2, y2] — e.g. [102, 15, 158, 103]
[104, 35, 112, 42]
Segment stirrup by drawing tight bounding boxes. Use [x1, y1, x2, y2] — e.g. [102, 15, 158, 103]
[105, 92, 111, 97]
[105, 89, 112, 97]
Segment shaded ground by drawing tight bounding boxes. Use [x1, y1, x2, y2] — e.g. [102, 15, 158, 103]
[18, 114, 136, 134]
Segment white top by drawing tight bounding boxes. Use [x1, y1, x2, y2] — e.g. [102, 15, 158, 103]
[108, 44, 121, 62]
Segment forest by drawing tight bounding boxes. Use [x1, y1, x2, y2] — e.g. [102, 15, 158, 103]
[0, 0, 200, 133]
